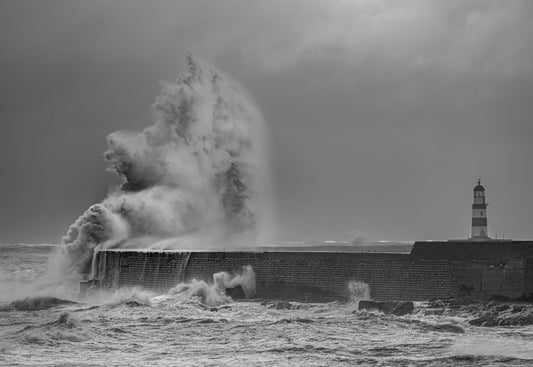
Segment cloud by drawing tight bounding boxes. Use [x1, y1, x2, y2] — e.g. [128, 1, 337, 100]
[1, 0, 532, 243]
[219, 1, 533, 78]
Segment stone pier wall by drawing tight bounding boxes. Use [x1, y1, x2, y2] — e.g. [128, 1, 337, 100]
[412, 241, 533, 300]
[92, 240, 533, 302]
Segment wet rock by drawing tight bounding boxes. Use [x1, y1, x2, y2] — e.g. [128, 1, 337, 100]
[425, 298, 486, 317]
[391, 301, 415, 316]
[428, 300, 446, 308]
[125, 300, 146, 307]
[504, 315, 533, 326]
[358, 300, 414, 316]
[358, 300, 382, 312]
[469, 313, 498, 327]
[225, 285, 246, 300]
[275, 301, 293, 310]
[422, 298, 533, 327]
[511, 304, 525, 312]
[493, 304, 510, 312]
[468, 303, 533, 327]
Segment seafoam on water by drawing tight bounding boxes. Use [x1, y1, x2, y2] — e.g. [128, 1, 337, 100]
[2, 244, 533, 366]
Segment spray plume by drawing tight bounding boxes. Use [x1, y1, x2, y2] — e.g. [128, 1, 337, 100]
[60, 54, 271, 278]
[169, 266, 256, 307]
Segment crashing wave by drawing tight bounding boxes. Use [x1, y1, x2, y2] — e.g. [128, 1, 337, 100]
[59, 55, 271, 279]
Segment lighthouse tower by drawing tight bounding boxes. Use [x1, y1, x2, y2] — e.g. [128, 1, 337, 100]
[471, 179, 489, 239]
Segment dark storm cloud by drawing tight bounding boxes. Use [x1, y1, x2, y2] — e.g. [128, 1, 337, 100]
[1, 0, 532, 243]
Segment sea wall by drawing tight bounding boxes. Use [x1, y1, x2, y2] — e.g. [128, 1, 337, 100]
[89, 240, 533, 302]
[411, 241, 533, 300]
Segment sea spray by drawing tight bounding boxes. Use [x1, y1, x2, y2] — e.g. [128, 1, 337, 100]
[59, 55, 271, 279]
[169, 266, 256, 307]
[347, 281, 371, 307]
[213, 265, 256, 298]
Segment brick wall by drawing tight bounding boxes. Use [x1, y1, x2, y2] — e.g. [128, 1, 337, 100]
[451, 258, 530, 299]
[95, 250, 190, 292]
[184, 252, 452, 301]
[412, 240, 533, 300]
[95, 250, 451, 301]
[411, 240, 533, 260]
[93, 241, 533, 302]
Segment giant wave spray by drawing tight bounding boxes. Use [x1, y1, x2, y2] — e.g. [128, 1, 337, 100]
[60, 55, 271, 278]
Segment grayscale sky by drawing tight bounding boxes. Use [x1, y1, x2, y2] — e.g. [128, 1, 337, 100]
[1, 0, 532, 244]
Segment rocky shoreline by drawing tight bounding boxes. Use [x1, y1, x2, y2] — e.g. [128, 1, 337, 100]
[423, 298, 533, 327]
[353, 298, 533, 328]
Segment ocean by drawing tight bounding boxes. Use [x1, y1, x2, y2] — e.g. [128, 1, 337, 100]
[1, 244, 533, 366]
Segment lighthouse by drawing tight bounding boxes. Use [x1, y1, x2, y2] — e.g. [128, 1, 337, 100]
[471, 179, 489, 239]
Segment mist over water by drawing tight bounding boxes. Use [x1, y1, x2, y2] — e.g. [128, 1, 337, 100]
[60, 55, 271, 278]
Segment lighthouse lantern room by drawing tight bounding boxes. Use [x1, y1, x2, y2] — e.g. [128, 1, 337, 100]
[471, 179, 489, 239]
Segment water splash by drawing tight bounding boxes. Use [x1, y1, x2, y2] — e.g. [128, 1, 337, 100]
[347, 281, 371, 307]
[59, 55, 271, 279]
[168, 266, 256, 307]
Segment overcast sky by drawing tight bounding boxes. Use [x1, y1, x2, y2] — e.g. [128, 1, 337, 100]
[1, 0, 532, 244]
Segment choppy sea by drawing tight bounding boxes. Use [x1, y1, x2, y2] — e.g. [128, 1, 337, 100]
[1, 244, 533, 366]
